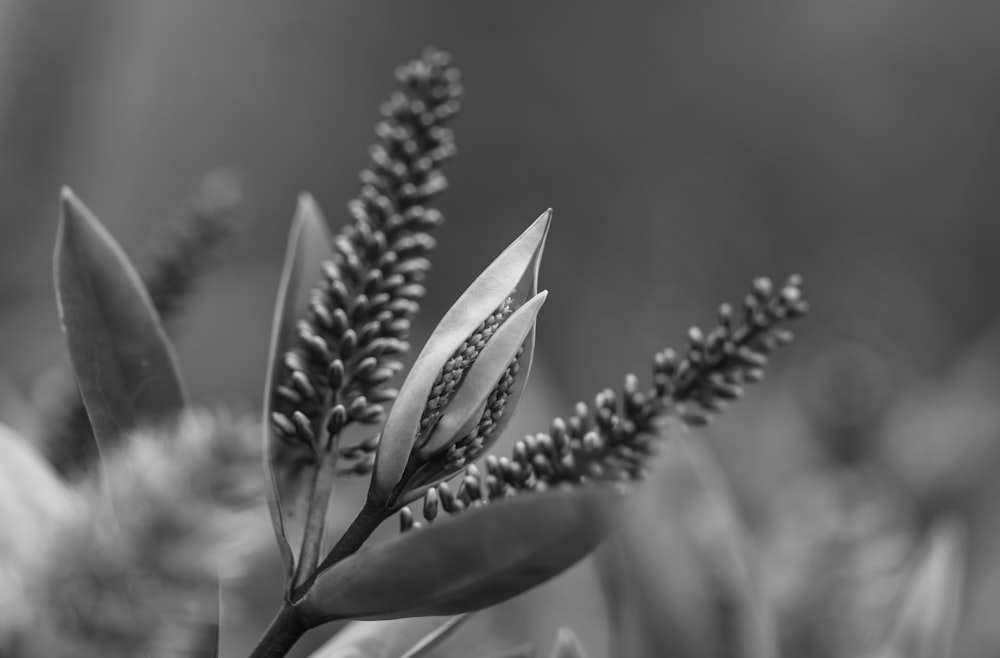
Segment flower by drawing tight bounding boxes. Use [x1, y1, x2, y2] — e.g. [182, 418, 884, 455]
[369, 210, 551, 509]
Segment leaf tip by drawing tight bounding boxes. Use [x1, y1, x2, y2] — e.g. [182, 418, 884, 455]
[57, 188, 106, 247]
[295, 191, 319, 215]
[550, 627, 587, 658]
[59, 185, 76, 206]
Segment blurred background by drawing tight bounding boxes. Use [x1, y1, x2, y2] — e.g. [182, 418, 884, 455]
[2, 1, 1000, 656]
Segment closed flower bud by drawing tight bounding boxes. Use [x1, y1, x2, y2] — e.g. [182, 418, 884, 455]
[369, 211, 551, 508]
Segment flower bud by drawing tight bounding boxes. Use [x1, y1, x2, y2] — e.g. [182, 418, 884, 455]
[369, 211, 551, 507]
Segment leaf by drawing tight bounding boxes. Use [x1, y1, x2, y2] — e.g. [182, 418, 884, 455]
[598, 421, 777, 658]
[302, 485, 622, 622]
[671, 431, 778, 658]
[549, 628, 589, 658]
[870, 518, 965, 658]
[371, 210, 551, 500]
[262, 194, 334, 583]
[54, 188, 188, 457]
[397, 614, 471, 658]
[306, 615, 469, 658]
[44, 171, 241, 480]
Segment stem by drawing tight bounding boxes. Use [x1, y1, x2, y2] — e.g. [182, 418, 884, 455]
[291, 436, 340, 591]
[248, 603, 306, 658]
[291, 496, 387, 599]
[320, 496, 387, 569]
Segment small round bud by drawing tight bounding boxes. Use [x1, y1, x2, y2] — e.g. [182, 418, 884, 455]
[399, 507, 414, 533]
[327, 359, 345, 391]
[423, 488, 440, 522]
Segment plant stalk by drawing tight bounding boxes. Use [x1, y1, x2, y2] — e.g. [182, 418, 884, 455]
[318, 496, 386, 570]
[291, 432, 341, 592]
[248, 603, 306, 658]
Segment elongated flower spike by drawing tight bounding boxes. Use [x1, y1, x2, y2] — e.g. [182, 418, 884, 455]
[369, 210, 551, 509]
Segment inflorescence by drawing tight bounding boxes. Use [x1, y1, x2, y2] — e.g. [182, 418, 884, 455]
[269, 49, 463, 472]
[400, 274, 808, 531]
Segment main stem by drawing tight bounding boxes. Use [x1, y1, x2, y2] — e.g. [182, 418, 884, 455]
[249, 499, 387, 657]
[248, 604, 306, 658]
[318, 496, 386, 571]
[291, 437, 340, 591]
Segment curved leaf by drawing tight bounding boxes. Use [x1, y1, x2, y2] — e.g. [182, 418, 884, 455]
[870, 518, 965, 658]
[306, 615, 469, 658]
[397, 614, 471, 658]
[54, 189, 187, 455]
[673, 431, 778, 658]
[549, 628, 588, 658]
[599, 421, 777, 658]
[303, 485, 622, 622]
[371, 210, 551, 500]
[262, 194, 334, 582]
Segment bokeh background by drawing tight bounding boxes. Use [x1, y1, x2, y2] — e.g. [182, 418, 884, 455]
[2, 2, 1000, 656]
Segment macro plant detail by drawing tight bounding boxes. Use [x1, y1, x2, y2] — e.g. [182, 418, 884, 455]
[400, 274, 808, 529]
[15, 46, 973, 658]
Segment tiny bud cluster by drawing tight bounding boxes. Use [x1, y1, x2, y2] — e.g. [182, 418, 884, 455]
[270, 49, 463, 467]
[403, 275, 807, 529]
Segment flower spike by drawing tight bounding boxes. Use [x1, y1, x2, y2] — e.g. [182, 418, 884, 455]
[370, 210, 551, 508]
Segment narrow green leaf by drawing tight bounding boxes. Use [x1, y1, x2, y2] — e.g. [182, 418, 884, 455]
[55, 191, 215, 655]
[870, 518, 965, 658]
[54, 188, 188, 455]
[262, 194, 334, 582]
[371, 210, 551, 500]
[599, 421, 777, 658]
[44, 171, 241, 481]
[302, 486, 621, 622]
[670, 430, 778, 658]
[421, 291, 547, 455]
[549, 628, 588, 658]
[305, 616, 467, 658]
[397, 614, 472, 658]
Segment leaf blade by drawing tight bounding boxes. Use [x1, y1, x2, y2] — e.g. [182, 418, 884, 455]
[549, 628, 589, 658]
[672, 431, 778, 658]
[262, 194, 334, 582]
[303, 486, 621, 622]
[304, 616, 466, 658]
[54, 188, 188, 454]
[871, 517, 966, 658]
